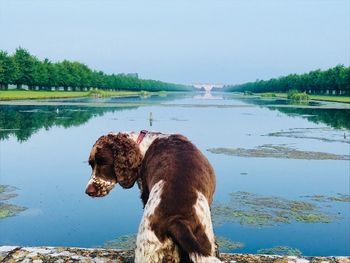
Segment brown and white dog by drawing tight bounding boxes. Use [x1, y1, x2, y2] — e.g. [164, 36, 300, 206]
[85, 130, 221, 263]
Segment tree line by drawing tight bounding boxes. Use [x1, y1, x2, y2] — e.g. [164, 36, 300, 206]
[221, 65, 350, 95]
[0, 48, 191, 92]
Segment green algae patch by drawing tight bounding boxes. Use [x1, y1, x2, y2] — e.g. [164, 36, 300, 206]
[294, 213, 331, 223]
[0, 192, 17, 201]
[207, 144, 350, 160]
[0, 203, 26, 219]
[216, 236, 244, 252]
[103, 234, 136, 250]
[303, 193, 350, 203]
[170, 117, 188, 121]
[0, 185, 18, 201]
[0, 185, 27, 219]
[257, 246, 302, 256]
[266, 127, 349, 144]
[212, 192, 336, 227]
[0, 185, 17, 194]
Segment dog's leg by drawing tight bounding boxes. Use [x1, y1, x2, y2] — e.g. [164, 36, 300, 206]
[168, 191, 222, 263]
[135, 180, 180, 263]
[190, 191, 223, 262]
[135, 215, 164, 263]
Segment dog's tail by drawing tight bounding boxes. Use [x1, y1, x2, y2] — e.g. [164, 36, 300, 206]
[168, 217, 212, 257]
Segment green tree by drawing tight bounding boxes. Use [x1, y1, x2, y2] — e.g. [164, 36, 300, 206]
[0, 51, 19, 89]
[0, 47, 193, 92]
[13, 47, 37, 89]
[223, 65, 350, 95]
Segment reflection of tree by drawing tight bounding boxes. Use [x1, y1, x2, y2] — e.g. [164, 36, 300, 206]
[0, 105, 134, 142]
[231, 96, 350, 130]
[0, 93, 186, 142]
[268, 107, 350, 130]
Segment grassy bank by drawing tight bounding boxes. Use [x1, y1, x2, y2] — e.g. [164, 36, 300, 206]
[0, 90, 160, 101]
[306, 94, 350, 103]
[257, 92, 350, 103]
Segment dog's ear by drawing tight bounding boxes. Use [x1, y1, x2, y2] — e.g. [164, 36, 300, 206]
[109, 133, 143, 189]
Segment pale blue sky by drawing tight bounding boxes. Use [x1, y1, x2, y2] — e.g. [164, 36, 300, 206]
[0, 0, 349, 84]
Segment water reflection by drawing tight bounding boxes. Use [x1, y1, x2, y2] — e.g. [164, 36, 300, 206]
[193, 91, 223, 100]
[0, 105, 135, 142]
[225, 94, 350, 130]
[0, 93, 349, 144]
[267, 107, 350, 130]
[0, 93, 186, 142]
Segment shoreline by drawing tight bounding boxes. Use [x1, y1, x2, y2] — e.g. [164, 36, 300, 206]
[0, 90, 166, 101]
[1, 246, 349, 263]
[255, 92, 350, 104]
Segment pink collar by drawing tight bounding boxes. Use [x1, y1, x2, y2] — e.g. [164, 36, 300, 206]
[136, 130, 163, 144]
[136, 130, 148, 144]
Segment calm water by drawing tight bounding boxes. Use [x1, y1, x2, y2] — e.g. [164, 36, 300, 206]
[0, 92, 349, 256]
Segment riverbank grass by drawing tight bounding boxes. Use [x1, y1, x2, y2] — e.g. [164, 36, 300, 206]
[0, 89, 161, 101]
[307, 94, 350, 103]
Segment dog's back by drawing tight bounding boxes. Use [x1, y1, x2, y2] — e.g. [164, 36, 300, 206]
[136, 134, 219, 263]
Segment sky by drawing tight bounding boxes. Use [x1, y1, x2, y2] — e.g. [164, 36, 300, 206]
[0, 0, 349, 85]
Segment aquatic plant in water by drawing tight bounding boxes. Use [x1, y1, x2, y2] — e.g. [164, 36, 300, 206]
[0, 185, 18, 201]
[103, 234, 137, 250]
[303, 193, 350, 203]
[212, 192, 336, 227]
[265, 127, 349, 144]
[207, 144, 350, 160]
[216, 236, 244, 252]
[257, 246, 302, 256]
[0, 185, 26, 219]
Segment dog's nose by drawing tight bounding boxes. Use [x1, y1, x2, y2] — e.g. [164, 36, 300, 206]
[85, 183, 97, 196]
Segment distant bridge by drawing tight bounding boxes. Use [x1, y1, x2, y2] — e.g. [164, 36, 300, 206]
[193, 83, 224, 91]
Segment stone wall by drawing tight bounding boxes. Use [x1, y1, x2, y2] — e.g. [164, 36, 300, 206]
[1, 246, 349, 263]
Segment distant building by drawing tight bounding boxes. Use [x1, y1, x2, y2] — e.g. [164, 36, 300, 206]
[193, 83, 224, 91]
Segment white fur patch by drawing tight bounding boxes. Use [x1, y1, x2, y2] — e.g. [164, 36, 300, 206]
[190, 191, 222, 263]
[135, 180, 180, 263]
[86, 173, 116, 197]
[108, 131, 170, 156]
[127, 132, 170, 156]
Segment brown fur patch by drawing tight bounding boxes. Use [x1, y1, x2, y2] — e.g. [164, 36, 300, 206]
[108, 133, 143, 189]
[139, 135, 216, 258]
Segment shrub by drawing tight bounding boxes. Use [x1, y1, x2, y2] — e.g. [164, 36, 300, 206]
[287, 90, 309, 101]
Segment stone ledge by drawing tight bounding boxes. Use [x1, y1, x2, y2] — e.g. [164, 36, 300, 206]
[0, 246, 349, 263]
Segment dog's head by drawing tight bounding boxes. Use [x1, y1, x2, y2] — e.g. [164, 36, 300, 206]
[85, 133, 143, 197]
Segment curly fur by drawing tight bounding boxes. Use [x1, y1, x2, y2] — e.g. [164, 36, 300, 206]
[108, 133, 143, 188]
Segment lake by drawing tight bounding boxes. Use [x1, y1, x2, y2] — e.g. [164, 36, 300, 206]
[0, 92, 349, 256]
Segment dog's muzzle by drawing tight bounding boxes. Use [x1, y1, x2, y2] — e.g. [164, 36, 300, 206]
[85, 175, 116, 197]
